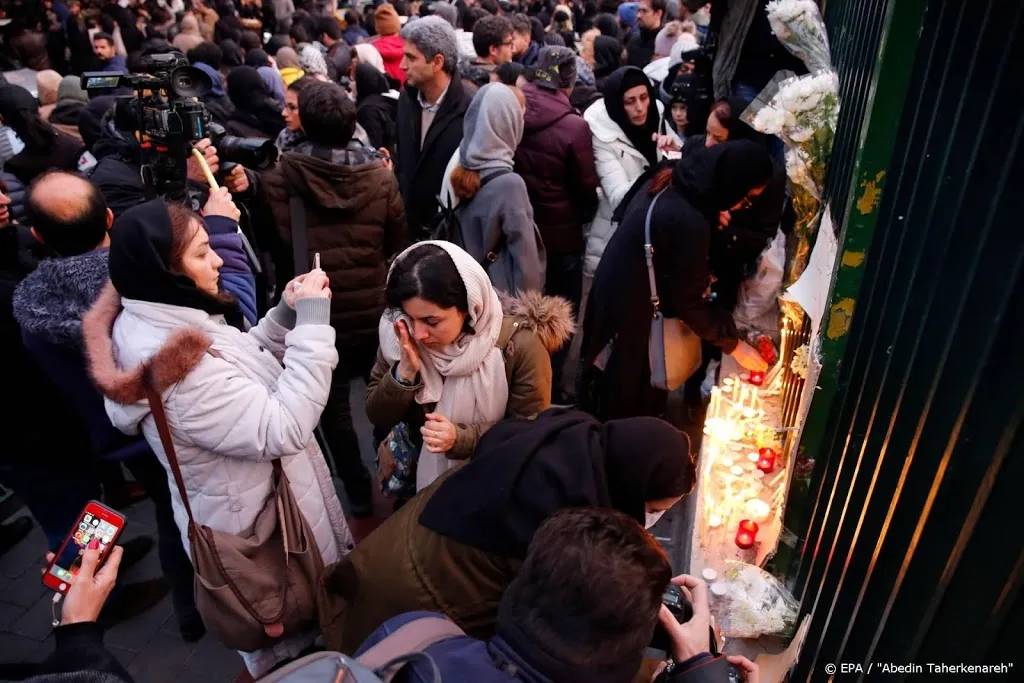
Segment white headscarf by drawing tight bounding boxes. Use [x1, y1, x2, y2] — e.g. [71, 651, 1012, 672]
[377, 241, 509, 490]
[355, 43, 386, 74]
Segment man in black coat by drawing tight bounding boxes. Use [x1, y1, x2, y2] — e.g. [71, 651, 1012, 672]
[395, 17, 473, 240]
[626, 0, 666, 67]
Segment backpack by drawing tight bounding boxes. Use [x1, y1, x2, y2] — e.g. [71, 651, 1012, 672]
[258, 616, 465, 683]
[431, 169, 512, 272]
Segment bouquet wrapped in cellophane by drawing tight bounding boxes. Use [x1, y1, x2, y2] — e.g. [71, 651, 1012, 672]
[766, 0, 832, 72]
[743, 69, 839, 295]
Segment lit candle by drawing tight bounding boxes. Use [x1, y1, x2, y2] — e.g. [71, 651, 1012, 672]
[759, 447, 777, 462]
[747, 452, 760, 463]
[730, 465, 744, 476]
[745, 499, 771, 523]
[731, 378, 741, 402]
[749, 370, 764, 386]
[740, 372, 750, 383]
[708, 514, 722, 529]
[735, 519, 758, 549]
[757, 457, 775, 474]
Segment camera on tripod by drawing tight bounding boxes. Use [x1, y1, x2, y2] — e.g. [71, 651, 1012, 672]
[81, 53, 278, 200]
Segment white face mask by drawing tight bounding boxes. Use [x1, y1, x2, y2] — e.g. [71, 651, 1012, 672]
[645, 510, 666, 529]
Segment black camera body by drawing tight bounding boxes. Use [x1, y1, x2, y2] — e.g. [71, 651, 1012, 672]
[82, 53, 277, 201]
[650, 584, 744, 682]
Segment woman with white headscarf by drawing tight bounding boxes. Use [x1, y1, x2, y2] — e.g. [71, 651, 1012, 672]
[442, 83, 545, 294]
[366, 241, 573, 491]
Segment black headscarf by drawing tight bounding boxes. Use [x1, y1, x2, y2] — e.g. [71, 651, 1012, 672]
[0, 85, 55, 152]
[602, 66, 660, 167]
[595, 12, 621, 39]
[108, 200, 240, 321]
[592, 35, 622, 81]
[219, 39, 244, 68]
[244, 47, 271, 68]
[354, 63, 389, 103]
[78, 96, 115, 152]
[418, 408, 695, 558]
[226, 66, 286, 137]
[673, 140, 774, 220]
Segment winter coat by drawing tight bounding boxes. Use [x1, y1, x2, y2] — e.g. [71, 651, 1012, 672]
[83, 284, 354, 677]
[259, 142, 406, 355]
[372, 34, 407, 87]
[0, 172, 27, 225]
[3, 133, 85, 186]
[452, 171, 546, 294]
[625, 25, 659, 67]
[356, 94, 398, 154]
[396, 77, 473, 239]
[513, 83, 600, 255]
[582, 96, 672, 277]
[343, 25, 370, 45]
[365, 291, 573, 460]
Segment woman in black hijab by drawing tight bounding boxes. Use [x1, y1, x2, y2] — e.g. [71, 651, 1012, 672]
[579, 141, 773, 421]
[225, 66, 286, 139]
[354, 64, 397, 154]
[318, 408, 695, 654]
[0, 85, 85, 185]
[601, 66, 661, 168]
[218, 38, 244, 75]
[592, 34, 622, 87]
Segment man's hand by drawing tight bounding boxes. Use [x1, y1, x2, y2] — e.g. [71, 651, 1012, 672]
[658, 575, 712, 663]
[187, 138, 220, 182]
[726, 655, 760, 683]
[224, 164, 250, 194]
[202, 187, 241, 221]
[55, 540, 123, 625]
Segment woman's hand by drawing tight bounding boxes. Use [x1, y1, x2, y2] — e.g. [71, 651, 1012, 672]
[281, 274, 307, 309]
[394, 320, 421, 383]
[653, 133, 682, 153]
[202, 187, 240, 221]
[50, 541, 123, 626]
[421, 413, 456, 453]
[294, 269, 331, 300]
[378, 148, 393, 171]
[730, 340, 769, 372]
[726, 655, 760, 683]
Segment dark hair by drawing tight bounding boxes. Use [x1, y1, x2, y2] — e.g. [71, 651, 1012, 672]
[500, 508, 671, 669]
[318, 15, 342, 41]
[384, 244, 469, 318]
[188, 41, 223, 69]
[509, 13, 531, 35]
[165, 201, 237, 307]
[646, 0, 668, 16]
[394, 0, 410, 17]
[298, 81, 356, 147]
[472, 16, 514, 58]
[480, 0, 501, 16]
[239, 30, 262, 51]
[287, 75, 314, 93]
[494, 61, 526, 85]
[289, 22, 310, 44]
[92, 31, 115, 46]
[463, 7, 490, 32]
[542, 33, 566, 47]
[344, 10, 360, 27]
[25, 172, 108, 257]
[265, 34, 290, 56]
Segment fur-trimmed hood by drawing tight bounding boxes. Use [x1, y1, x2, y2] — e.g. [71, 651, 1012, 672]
[13, 249, 110, 347]
[498, 290, 575, 353]
[81, 281, 212, 406]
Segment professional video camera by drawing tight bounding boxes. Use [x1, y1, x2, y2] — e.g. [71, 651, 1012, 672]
[81, 53, 278, 202]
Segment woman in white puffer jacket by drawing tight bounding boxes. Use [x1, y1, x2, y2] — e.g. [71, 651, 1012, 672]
[83, 198, 353, 677]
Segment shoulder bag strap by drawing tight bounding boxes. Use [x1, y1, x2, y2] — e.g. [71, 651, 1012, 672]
[144, 378, 196, 527]
[644, 190, 667, 316]
[477, 169, 513, 270]
[357, 616, 465, 679]
[289, 195, 309, 278]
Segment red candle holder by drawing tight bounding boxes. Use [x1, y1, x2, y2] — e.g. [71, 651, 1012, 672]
[735, 520, 758, 549]
[758, 447, 777, 468]
[749, 371, 764, 386]
[757, 457, 775, 474]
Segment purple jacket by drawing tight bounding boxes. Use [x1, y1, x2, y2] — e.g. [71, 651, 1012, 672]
[513, 83, 600, 255]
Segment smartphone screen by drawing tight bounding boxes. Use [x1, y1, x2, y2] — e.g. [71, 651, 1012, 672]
[43, 501, 126, 594]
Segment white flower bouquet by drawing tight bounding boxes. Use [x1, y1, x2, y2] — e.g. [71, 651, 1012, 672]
[766, 0, 832, 71]
[743, 71, 839, 286]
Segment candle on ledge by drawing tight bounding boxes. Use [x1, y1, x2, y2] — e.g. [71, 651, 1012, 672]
[735, 519, 759, 549]
[757, 449, 776, 474]
[749, 370, 765, 386]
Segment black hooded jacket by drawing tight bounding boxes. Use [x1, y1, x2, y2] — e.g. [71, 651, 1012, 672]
[579, 141, 772, 420]
[355, 64, 398, 154]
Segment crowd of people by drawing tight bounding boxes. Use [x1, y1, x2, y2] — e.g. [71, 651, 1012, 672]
[0, 0, 806, 681]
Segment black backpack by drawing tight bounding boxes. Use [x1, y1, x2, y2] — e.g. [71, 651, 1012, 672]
[431, 169, 512, 272]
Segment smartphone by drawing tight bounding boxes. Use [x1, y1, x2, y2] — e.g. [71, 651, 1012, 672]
[43, 501, 126, 595]
[313, 252, 321, 271]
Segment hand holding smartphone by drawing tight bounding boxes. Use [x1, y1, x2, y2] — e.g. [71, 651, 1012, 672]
[313, 252, 320, 271]
[43, 501, 126, 595]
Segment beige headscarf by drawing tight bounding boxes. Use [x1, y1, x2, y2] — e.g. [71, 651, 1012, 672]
[377, 242, 509, 491]
[355, 43, 385, 74]
[173, 15, 205, 55]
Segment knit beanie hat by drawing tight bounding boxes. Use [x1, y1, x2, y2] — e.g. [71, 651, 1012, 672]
[529, 46, 578, 92]
[375, 4, 401, 37]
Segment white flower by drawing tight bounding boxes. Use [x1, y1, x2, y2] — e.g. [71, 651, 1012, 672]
[790, 128, 813, 143]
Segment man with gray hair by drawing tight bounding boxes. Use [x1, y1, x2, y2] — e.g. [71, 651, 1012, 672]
[396, 16, 474, 239]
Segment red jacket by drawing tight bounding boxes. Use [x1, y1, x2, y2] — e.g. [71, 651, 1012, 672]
[513, 83, 600, 254]
[372, 34, 407, 87]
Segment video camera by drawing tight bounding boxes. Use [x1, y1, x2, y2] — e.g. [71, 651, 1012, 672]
[81, 53, 278, 202]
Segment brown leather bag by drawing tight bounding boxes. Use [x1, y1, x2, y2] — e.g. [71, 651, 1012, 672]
[145, 378, 325, 652]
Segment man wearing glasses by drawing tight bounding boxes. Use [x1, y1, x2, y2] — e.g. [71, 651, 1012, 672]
[627, 0, 667, 67]
[463, 15, 516, 88]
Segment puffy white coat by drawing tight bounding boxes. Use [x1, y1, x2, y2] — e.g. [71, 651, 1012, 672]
[83, 284, 353, 677]
[583, 97, 675, 277]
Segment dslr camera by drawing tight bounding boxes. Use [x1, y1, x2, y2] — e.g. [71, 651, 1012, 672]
[651, 584, 743, 683]
[81, 53, 278, 201]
